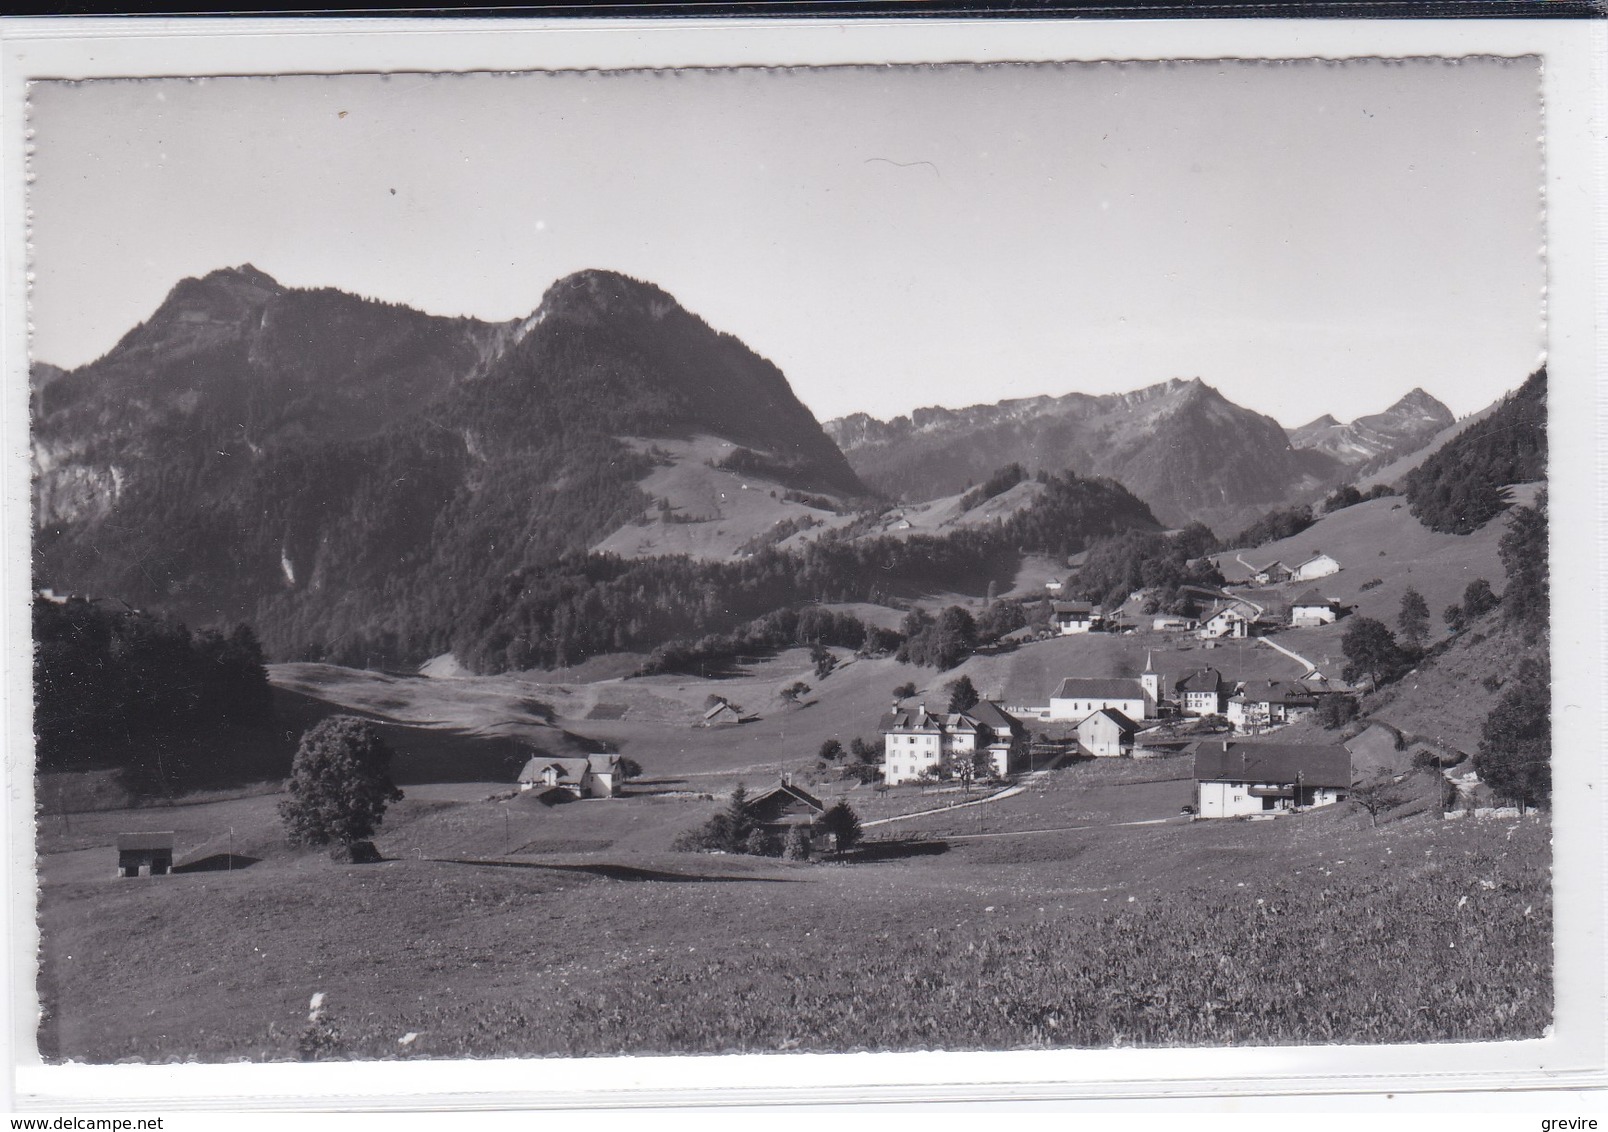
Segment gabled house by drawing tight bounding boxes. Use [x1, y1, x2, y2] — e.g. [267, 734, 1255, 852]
[1252, 560, 1293, 585]
[1052, 600, 1099, 634]
[1198, 602, 1255, 639]
[1048, 677, 1149, 723]
[1077, 708, 1138, 758]
[518, 753, 625, 799]
[966, 699, 1030, 777]
[743, 779, 847, 852]
[1175, 667, 1228, 717]
[1289, 590, 1341, 628]
[1044, 577, 1064, 594]
[1193, 740, 1351, 818]
[1291, 553, 1341, 582]
[1226, 680, 1318, 732]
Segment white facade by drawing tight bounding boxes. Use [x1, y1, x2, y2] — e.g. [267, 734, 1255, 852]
[1292, 554, 1341, 581]
[1197, 780, 1345, 819]
[1291, 602, 1338, 628]
[1198, 607, 1252, 639]
[1048, 692, 1147, 722]
[882, 718, 979, 785]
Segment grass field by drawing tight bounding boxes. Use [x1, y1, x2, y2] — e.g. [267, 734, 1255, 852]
[35, 767, 1550, 1061]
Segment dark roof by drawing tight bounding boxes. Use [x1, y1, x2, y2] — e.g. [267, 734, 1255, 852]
[965, 700, 1022, 733]
[1256, 560, 1288, 573]
[517, 756, 591, 784]
[117, 831, 174, 852]
[1291, 589, 1337, 608]
[1194, 741, 1352, 789]
[1178, 668, 1223, 693]
[1078, 707, 1137, 733]
[1233, 680, 1317, 706]
[1052, 677, 1146, 701]
[879, 706, 944, 732]
[744, 782, 826, 815]
[1052, 601, 1093, 616]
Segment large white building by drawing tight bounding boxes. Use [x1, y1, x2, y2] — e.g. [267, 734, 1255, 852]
[1289, 589, 1340, 628]
[880, 701, 1026, 785]
[1048, 676, 1150, 722]
[1193, 741, 1351, 818]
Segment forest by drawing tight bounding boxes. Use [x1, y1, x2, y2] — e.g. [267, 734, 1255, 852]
[1405, 367, 1546, 535]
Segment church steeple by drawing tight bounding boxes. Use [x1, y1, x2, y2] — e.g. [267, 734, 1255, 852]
[1140, 650, 1161, 716]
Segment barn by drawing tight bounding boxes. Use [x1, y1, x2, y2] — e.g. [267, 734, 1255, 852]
[116, 832, 175, 878]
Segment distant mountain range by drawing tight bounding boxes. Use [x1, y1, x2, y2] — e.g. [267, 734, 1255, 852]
[32, 262, 1465, 672]
[825, 381, 1453, 534]
[33, 266, 864, 666]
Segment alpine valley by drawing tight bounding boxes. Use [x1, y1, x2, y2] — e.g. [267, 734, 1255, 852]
[37, 266, 1464, 675]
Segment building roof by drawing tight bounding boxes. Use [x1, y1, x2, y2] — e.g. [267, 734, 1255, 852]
[1290, 589, 1337, 608]
[1177, 667, 1223, 693]
[879, 705, 945, 732]
[1255, 560, 1288, 573]
[703, 701, 742, 720]
[1232, 680, 1317, 706]
[1296, 553, 1338, 568]
[587, 752, 621, 774]
[1052, 600, 1094, 616]
[1051, 677, 1146, 701]
[1193, 741, 1352, 789]
[1078, 707, 1138, 734]
[965, 699, 1022, 733]
[517, 756, 592, 784]
[744, 781, 826, 816]
[116, 831, 174, 852]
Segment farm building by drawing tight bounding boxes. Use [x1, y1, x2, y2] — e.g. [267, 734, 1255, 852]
[116, 832, 174, 878]
[700, 698, 747, 727]
[1193, 740, 1351, 818]
[1151, 615, 1196, 632]
[1251, 560, 1293, 585]
[1291, 553, 1341, 582]
[1290, 590, 1341, 628]
[1226, 680, 1319, 732]
[1044, 577, 1064, 593]
[1198, 602, 1255, 640]
[1076, 708, 1138, 758]
[1048, 677, 1149, 723]
[1051, 600, 1098, 635]
[742, 780, 843, 852]
[517, 753, 625, 799]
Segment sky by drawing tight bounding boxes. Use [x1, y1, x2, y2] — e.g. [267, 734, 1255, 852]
[26, 59, 1545, 427]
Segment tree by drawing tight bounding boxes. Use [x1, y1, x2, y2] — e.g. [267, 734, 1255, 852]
[1341, 617, 1411, 689]
[1397, 587, 1430, 651]
[811, 644, 838, 680]
[818, 739, 844, 763]
[1443, 604, 1467, 634]
[818, 800, 862, 851]
[616, 755, 644, 780]
[278, 716, 405, 848]
[1476, 657, 1551, 811]
[780, 680, 811, 705]
[1499, 492, 1548, 641]
[849, 736, 880, 764]
[945, 675, 980, 714]
[1350, 777, 1405, 828]
[893, 682, 917, 700]
[1315, 694, 1360, 730]
[1457, 577, 1499, 620]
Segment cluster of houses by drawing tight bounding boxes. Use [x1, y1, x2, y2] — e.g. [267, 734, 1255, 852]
[517, 752, 629, 800]
[1248, 552, 1341, 586]
[879, 647, 1355, 818]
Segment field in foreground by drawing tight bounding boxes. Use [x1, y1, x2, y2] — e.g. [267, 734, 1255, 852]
[36, 769, 1550, 1061]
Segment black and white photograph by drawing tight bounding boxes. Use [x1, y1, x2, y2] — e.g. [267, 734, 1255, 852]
[7, 16, 1605, 1114]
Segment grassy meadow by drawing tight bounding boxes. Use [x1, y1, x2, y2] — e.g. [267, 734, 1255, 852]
[36, 768, 1550, 1061]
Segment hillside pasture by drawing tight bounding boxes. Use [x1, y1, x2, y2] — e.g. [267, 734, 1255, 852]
[1216, 488, 1538, 659]
[588, 434, 860, 561]
[35, 776, 1551, 1062]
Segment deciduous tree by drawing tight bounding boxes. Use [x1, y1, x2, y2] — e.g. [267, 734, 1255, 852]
[278, 716, 404, 848]
[1397, 587, 1430, 651]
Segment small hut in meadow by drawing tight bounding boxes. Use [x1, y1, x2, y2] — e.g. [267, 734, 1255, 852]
[116, 831, 174, 878]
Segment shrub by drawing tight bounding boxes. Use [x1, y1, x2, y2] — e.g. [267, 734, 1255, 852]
[1316, 694, 1360, 730]
[744, 828, 782, 857]
[782, 827, 812, 861]
[893, 682, 917, 700]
